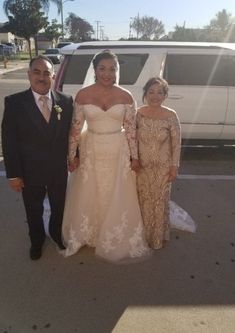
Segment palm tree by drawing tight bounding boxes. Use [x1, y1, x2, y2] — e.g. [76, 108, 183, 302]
[3, 0, 62, 55]
[3, 0, 62, 17]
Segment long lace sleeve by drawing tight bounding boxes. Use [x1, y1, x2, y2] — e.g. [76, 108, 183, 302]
[170, 112, 181, 167]
[123, 103, 138, 159]
[68, 103, 85, 161]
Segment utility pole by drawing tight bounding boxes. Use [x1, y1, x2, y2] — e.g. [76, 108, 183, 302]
[60, 0, 64, 40]
[100, 26, 104, 40]
[129, 17, 133, 39]
[60, 0, 74, 41]
[137, 12, 140, 39]
[95, 20, 101, 40]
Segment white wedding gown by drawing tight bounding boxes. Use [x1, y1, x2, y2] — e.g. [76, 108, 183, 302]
[61, 103, 152, 263]
[43, 104, 196, 259]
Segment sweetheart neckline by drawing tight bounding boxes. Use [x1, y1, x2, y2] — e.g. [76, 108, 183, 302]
[82, 104, 131, 112]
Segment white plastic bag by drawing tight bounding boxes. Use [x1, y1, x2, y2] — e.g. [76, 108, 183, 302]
[170, 200, 197, 233]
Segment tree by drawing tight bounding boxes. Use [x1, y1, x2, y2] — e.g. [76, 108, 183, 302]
[131, 15, 165, 40]
[3, 0, 62, 16]
[205, 9, 235, 42]
[7, 0, 48, 58]
[171, 25, 199, 41]
[65, 13, 94, 42]
[44, 19, 62, 45]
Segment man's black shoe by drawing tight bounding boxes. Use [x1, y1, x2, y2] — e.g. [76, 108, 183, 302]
[30, 246, 42, 260]
[57, 242, 66, 250]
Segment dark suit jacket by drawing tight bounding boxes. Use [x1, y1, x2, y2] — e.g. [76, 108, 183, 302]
[1, 88, 73, 186]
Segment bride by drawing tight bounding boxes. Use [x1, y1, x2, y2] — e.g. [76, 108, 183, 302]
[61, 50, 151, 262]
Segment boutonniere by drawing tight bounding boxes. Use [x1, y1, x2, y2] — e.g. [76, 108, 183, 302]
[54, 104, 63, 120]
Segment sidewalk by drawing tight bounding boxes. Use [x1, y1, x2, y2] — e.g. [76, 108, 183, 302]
[0, 59, 29, 75]
[1, 159, 235, 332]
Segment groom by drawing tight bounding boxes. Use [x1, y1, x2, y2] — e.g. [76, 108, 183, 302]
[1, 55, 73, 260]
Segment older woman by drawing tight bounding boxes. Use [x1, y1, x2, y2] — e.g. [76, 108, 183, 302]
[137, 77, 181, 249]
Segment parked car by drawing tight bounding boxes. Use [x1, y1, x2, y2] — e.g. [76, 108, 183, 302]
[2, 42, 17, 54]
[0, 43, 14, 56]
[56, 41, 73, 49]
[44, 48, 63, 64]
[55, 40, 235, 144]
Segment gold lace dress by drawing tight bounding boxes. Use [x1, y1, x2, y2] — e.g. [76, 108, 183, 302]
[61, 103, 151, 263]
[136, 111, 181, 249]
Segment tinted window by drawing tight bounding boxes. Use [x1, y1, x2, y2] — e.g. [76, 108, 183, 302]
[226, 56, 235, 86]
[57, 42, 72, 48]
[118, 54, 148, 84]
[63, 53, 148, 85]
[163, 54, 233, 86]
[45, 49, 59, 54]
[63, 54, 94, 84]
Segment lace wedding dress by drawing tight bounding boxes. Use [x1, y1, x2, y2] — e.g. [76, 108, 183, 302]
[61, 103, 151, 263]
[42, 105, 196, 256]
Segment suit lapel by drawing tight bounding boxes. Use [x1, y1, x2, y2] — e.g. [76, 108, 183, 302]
[23, 89, 49, 139]
[23, 89, 65, 142]
[50, 91, 63, 142]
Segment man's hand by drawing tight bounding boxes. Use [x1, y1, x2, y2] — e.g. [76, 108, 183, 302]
[68, 157, 79, 172]
[9, 178, 24, 192]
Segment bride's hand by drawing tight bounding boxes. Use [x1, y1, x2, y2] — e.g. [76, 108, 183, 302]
[131, 158, 141, 172]
[68, 157, 79, 172]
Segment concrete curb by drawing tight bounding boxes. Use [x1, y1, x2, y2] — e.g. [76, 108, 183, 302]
[0, 60, 29, 75]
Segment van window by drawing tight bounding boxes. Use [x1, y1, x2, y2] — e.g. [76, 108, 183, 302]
[163, 54, 231, 86]
[63, 54, 94, 84]
[118, 54, 148, 84]
[62, 53, 148, 85]
[226, 56, 235, 86]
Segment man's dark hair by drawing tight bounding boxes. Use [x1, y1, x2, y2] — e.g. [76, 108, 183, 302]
[29, 55, 54, 71]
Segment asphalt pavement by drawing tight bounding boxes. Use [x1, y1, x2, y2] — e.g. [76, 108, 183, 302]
[1, 62, 235, 333]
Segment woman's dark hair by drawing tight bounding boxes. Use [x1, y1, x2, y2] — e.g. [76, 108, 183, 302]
[92, 49, 118, 70]
[142, 77, 169, 103]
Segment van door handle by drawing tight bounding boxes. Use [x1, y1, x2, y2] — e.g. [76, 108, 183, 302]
[168, 95, 183, 100]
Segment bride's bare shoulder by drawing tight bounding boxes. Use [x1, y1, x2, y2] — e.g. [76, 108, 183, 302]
[75, 84, 95, 104]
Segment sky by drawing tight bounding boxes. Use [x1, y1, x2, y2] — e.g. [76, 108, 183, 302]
[1, 0, 235, 40]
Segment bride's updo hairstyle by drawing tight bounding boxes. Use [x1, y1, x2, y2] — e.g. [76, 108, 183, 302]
[142, 77, 169, 103]
[92, 50, 119, 84]
[92, 49, 119, 70]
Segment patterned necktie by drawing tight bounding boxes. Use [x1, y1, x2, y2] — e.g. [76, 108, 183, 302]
[39, 95, 50, 123]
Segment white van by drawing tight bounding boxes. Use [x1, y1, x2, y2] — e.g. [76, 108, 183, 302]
[54, 41, 235, 144]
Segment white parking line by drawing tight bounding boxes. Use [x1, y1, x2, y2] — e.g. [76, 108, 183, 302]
[178, 174, 235, 180]
[0, 171, 235, 180]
